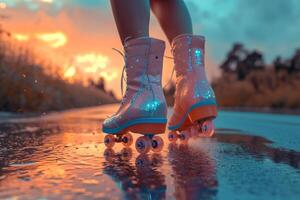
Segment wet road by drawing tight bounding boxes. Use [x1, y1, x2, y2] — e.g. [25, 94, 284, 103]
[0, 104, 300, 200]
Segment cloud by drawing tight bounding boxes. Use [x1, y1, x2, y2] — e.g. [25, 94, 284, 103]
[1, 0, 109, 13]
[3, 0, 300, 96]
[36, 32, 67, 48]
[186, 0, 300, 62]
[12, 33, 30, 41]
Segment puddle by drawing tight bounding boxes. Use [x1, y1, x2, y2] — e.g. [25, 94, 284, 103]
[0, 106, 300, 199]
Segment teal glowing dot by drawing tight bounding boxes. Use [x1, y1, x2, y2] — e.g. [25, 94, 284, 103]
[194, 48, 202, 65]
[144, 100, 160, 111]
[195, 49, 201, 55]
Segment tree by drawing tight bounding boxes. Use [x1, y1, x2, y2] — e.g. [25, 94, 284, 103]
[220, 43, 265, 80]
[220, 43, 248, 73]
[290, 49, 300, 74]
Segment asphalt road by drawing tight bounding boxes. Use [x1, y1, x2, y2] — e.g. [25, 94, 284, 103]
[0, 104, 299, 200]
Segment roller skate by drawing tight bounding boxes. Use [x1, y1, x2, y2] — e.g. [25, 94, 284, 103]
[102, 37, 167, 154]
[103, 148, 166, 199]
[135, 153, 164, 170]
[103, 147, 133, 162]
[168, 34, 217, 143]
[167, 143, 217, 199]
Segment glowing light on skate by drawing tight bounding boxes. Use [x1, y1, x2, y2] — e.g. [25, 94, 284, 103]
[36, 32, 67, 48]
[194, 48, 202, 65]
[13, 33, 30, 42]
[194, 80, 216, 99]
[144, 100, 160, 111]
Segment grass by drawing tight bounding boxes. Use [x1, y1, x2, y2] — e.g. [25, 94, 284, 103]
[0, 32, 116, 113]
[163, 68, 300, 110]
[212, 69, 300, 109]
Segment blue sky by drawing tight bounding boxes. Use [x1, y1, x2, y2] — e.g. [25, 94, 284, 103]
[2, 0, 300, 63]
[185, 0, 300, 62]
[2, 0, 300, 96]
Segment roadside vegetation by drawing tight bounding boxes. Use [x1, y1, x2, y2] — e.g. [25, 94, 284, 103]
[213, 43, 300, 109]
[164, 43, 300, 110]
[1, 17, 299, 113]
[0, 25, 116, 113]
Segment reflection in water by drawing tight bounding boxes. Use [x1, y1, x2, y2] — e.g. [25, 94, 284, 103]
[0, 106, 300, 199]
[168, 143, 218, 200]
[0, 123, 58, 169]
[103, 148, 166, 199]
[215, 131, 300, 170]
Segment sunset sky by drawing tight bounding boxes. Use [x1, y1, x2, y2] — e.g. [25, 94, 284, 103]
[1, 0, 300, 97]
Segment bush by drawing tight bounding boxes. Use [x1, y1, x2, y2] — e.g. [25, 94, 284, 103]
[212, 70, 300, 109]
[0, 31, 116, 112]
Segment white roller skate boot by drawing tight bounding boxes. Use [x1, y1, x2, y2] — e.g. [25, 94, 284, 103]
[168, 34, 217, 143]
[102, 37, 167, 153]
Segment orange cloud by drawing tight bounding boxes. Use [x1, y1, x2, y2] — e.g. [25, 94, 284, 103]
[99, 71, 118, 82]
[35, 32, 67, 48]
[0, 2, 6, 9]
[40, 0, 53, 3]
[63, 53, 113, 83]
[12, 31, 68, 48]
[64, 66, 76, 78]
[75, 53, 109, 72]
[13, 33, 30, 41]
[2, 5, 218, 98]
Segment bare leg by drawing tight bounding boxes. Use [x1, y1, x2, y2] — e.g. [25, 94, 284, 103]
[150, 0, 193, 44]
[110, 0, 151, 44]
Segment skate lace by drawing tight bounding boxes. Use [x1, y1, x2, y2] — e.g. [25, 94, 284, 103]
[112, 48, 128, 104]
[112, 49, 175, 103]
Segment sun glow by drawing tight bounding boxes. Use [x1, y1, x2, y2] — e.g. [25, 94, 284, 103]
[75, 53, 109, 73]
[62, 53, 118, 84]
[64, 67, 76, 78]
[0, 2, 6, 9]
[36, 32, 67, 48]
[11, 31, 116, 84]
[99, 71, 117, 82]
[13, 33, 30, 41]
[40, 0, 53, 3]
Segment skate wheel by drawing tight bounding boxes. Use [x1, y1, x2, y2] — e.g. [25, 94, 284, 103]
[121, 133, 133, 147]
[135, 154, 150, 169]
[135, 136, 151, 154]
[200, 120, 215, 137]
[120, 147, 133, 160]
[168, 143, 178, 152]
[179, 130, 190, 144]
[104, 148, 115, 162]
[168, 131, 178, 142]
[190, 126, 198, 138]
[150, 154, 163, 168]
[151, 136, 164, 153]
[104, 134, 115, 148]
